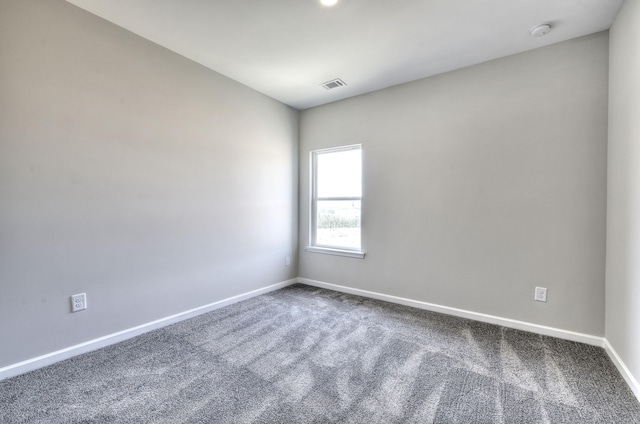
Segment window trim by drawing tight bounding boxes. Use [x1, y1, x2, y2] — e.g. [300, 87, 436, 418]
[306, 144, 365, 259]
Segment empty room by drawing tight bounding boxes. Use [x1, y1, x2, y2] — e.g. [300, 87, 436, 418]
[1, 0, 640, 422]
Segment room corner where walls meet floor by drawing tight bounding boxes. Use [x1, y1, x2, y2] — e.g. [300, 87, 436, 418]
[1, 276, 638, 404]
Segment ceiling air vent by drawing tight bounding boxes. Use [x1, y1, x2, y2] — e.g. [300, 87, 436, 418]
[320, 78, 346, 90]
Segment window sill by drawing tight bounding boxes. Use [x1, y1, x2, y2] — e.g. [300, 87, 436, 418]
[305, 246, 365, 259]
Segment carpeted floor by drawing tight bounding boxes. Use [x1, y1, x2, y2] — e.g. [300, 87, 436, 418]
[1, 283, 639, 423]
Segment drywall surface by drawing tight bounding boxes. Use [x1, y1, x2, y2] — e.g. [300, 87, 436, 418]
[300, 33, 609, 336]
[606, 0, 640, 393]
[0, 0, 298, 367]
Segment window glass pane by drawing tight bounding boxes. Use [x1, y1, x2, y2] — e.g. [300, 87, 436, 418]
[317, 149, 361, 198]
[316, 200, 361, 249]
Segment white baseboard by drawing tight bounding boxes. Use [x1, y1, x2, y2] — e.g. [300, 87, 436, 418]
[298, 277, 605, 347]
[4, 276, 638, 405]
[0, 278, 298, 381]
[604, 339, 640, 402]
[298, 278, 640, 401]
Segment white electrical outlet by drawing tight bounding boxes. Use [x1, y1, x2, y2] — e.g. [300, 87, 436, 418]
[285, 256, 291, 267]
[534, 287, 547, 303]
[71, 293, 87, 312]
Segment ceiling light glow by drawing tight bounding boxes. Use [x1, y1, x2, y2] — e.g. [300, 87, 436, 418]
[320, 0, 338, 6]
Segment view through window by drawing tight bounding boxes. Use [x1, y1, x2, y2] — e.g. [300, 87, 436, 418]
[311, 145, 362, 251]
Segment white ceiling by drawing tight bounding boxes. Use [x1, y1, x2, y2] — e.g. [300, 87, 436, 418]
[65, 0, 624, 110]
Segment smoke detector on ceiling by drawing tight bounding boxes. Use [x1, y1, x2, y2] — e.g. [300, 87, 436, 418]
[530, 23, 552, 37]
[321, 78, 347, 90]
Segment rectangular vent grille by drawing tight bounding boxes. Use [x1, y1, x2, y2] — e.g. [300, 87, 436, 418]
[321, 78, 346, 90]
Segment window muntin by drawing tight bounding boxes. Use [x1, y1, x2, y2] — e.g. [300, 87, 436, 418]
[310, 145, 362, 253]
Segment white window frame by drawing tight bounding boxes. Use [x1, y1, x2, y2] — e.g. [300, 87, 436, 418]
[305, 144, 365, 259]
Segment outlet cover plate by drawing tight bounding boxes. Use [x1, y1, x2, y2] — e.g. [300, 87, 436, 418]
[71, 293, 87, 312]
[534, 287, 547, 303]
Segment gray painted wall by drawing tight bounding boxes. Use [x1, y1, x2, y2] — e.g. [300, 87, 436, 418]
[299, 33, 609, 336]
[607, 0, 640, 392]
[0, 0, 298, 367]
[0, 0, 620, 375]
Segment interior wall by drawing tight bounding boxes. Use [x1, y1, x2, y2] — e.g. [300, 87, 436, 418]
[606, 0, 640, 392]
[0, 0, 298, 368]
[299, 32, 609, 336]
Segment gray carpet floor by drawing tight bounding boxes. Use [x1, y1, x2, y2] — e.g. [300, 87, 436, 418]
[1, 283, 639, 423]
